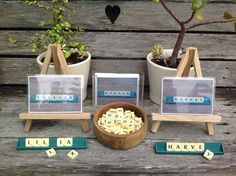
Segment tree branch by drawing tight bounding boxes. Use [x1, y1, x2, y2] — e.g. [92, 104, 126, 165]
[159, 0, 182, 25]
[187, 18, 236, 30]
[183, 11, 195, 24]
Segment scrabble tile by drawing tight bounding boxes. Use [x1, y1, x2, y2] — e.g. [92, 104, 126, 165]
[67, 150, 78, 160]
[63, 138, 73, 147]
[188, 143, 197, 151]
[203, 149, 214, 160]
[46, 148, 56, 158]
[39, 138, 50, 147]
[173, 143, 182, 151]
[57, 138, 65, 147]
[195, 143, 205, 152]
[166, 142, 175, 151]
[25, 138, 35, 147]
[181, 143, 189, 151]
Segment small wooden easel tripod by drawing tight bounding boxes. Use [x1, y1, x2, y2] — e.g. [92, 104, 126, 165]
[151, 47, 221, 135]
[19, 44, 90, 133]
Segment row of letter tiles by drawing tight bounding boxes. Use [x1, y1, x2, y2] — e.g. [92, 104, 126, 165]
[166, 142, 205, 152]
[25, 138, 73, 147]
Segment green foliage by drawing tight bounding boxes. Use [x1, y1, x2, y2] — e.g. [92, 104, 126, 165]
[8, 37, 17, 45]
[192, 0, 204, 20]
[22, 0, 87, 58]
[152, 44, 163, 59]
[191, 0, 204, 12]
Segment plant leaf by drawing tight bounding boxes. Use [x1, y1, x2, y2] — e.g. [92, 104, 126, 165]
[224, 11, 235, 19]
[8, 37, 16, 45]
[192, 0, 204, 12]
[64, 50, 71, 59]
[152, 0, 160, 2]
[195, 10, 204, 20]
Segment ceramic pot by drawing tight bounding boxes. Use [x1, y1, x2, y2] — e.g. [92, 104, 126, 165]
[147, 49, 194, 105]
[37, 51, 91, 101]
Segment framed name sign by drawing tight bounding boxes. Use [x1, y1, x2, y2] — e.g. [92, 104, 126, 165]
[28, 75, 84, 113]
[94, 73, 140, 106]
[161, 77, 215, 115]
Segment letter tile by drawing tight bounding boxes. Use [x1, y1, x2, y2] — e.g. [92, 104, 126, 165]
[67, 150, 78, 160]
[203, 149, 214, 160]
[46, 148, 56, 158]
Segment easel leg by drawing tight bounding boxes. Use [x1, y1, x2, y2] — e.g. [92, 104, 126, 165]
[206, 122, 214, 135]
[151, 121, 161, 133]
[80, 119, 90, 133]
[24, 120, 32, 132]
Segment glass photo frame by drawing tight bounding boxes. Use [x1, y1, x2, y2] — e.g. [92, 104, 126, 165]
[28, 75, 84, 113]
[161, 77, 215, 115]
[93, 73, 142, 107]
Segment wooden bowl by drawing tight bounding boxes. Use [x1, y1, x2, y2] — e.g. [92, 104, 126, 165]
[93, 102, 148, 150]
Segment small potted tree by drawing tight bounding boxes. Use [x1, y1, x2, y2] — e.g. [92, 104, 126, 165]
[147, 0, 236, 104]
[22, 0, 91, 100]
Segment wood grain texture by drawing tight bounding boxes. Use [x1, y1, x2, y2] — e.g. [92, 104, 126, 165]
[0, 87, 236, 175]
[0, 58, 235, 87]
[1, 31, 236, 59]
[0, 0, 236, 32]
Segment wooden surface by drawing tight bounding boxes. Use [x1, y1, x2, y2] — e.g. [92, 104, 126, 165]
[0, 86, 236, 175]
[0, 0, 236, 175]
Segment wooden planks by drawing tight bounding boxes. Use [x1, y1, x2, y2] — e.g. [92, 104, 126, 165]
[1, 31, 236, 59]
[0, 0, 236, 32]
[0, 87, 236, 174]
[0, 58, 236, 87]
[0, 138, 236, 175]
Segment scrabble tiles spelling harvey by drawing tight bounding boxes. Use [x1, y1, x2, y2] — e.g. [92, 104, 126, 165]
[67, 150, 79, 160]
[46, 148, 56, 158]
[203, 149, 214, 160]
[166, 142, 205, 152]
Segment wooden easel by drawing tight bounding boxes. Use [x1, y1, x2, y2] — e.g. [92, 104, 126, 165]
[19, 44, 90, 133]
[151, 47, 221, 135]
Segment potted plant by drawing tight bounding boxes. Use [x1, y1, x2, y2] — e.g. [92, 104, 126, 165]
[147, 0, 236, 104]
[22, 0, 91, 100]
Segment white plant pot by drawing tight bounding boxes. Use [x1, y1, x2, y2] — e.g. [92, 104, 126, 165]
[37, 51, 91, 101]
[147, 49, 194, 105]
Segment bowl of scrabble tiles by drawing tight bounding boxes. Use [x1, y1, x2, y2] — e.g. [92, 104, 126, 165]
[93, 102, 148, 149]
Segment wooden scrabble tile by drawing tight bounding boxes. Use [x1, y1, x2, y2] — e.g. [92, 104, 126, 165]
[188, 143, 197, 151]
[181, 143, 189, 151]
[173, 143, 182, 151]
[46, 148, 56, 158]
[25, 138, 35, 147]
[63, 138, 73, 147]
[57, 138, 64, 147]
[195, 143, 205, 152]
[39, 138, 50, 147]
[67, 150, 78, 160]
[166, 142, 175, 151]
[203, 149, 214, 160]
